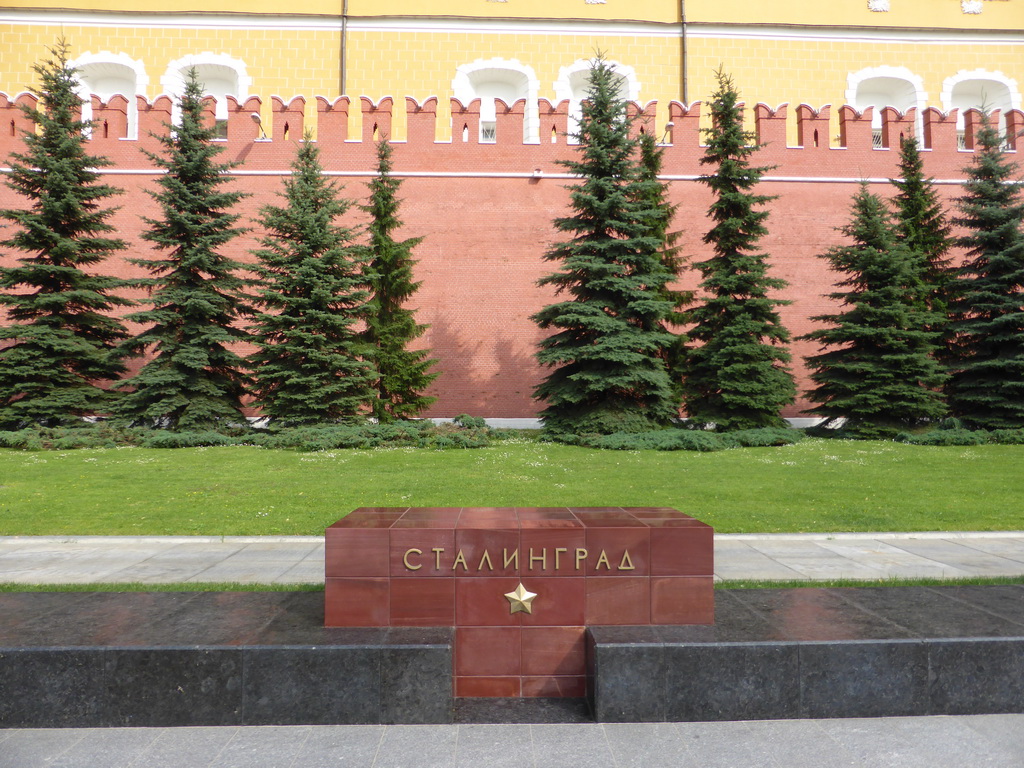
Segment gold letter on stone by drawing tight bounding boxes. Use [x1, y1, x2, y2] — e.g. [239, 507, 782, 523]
[618, 550, 635, 570]
[503, 548, 519, 569]
[452, 549, 468, 571]
[575, 548, 588, 570]
[596, 550, 611, 570]
[403, 548, 422, 571]
[478, 550, 494, 571]
[529, 548, 547, 570]
[554, 547, 568, 569]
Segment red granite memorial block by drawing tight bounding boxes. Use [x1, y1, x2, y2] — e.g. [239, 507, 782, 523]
[325, 507, 714, 697]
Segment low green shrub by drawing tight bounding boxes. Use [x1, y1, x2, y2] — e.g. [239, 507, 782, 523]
[558, 426, 803, 452]
[0, 417, 505, 451]
[140, 431, 244, 449]
[900, 428, 989, 446]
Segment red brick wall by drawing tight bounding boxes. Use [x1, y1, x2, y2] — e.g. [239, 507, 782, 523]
[1, 92, 1015, 419]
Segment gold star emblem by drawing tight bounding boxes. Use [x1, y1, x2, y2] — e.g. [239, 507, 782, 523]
[504, 583, 538, 615]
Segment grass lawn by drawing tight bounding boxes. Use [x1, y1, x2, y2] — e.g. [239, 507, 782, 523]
[0, 437, 1021, 536]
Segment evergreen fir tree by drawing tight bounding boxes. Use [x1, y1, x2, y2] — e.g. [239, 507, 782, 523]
[116, 69, 252, 430]
[363, 138, 438, 422]
[531, 56, 678, 435]
[636, 131, 691, 392]
[890, 135, 953, 322]
[0, 41, 131, 429]
[803, 184, 947, 438]
[248, 132, 376, 425]
[681, 69, 795, 430]
[944, 117, 1024, 429]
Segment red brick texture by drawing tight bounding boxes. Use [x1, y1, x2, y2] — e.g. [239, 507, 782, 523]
[0, 93, 1007, 419]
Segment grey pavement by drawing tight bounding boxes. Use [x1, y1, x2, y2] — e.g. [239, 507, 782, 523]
[1, 716, 1022, 767]
[2, 535, 1023, 766]
[1, 531, 1023, 585]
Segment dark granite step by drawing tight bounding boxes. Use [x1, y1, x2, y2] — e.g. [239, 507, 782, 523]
[1, 586, 1022, 727]
[588, 585, 1024, 722]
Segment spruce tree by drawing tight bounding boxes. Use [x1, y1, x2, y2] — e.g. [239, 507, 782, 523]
[116, 69, 251, 430]
[637, 131, 691, 392]
[363, 138, 438, 422]
[0, 41, 131, 429]
[890, 135, 953, 323]
[803, 184, 947, 438]
[531, 56, 678, 435]
[944, 117, 1024, 429]
[248, 132, 375, 425]
[681, 70, 795, 430]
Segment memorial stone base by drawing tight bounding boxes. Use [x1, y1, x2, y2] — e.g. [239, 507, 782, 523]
[325, 507, 715, 698]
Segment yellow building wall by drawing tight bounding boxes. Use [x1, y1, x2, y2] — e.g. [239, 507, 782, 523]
[0, 0, 680, 23]
[0, 1, 1019, 142]
[0, 23, 342, 132]
[686, 0, 1022, 31]
[686, 36, 1023, 144]
[347, 29, 682, 140]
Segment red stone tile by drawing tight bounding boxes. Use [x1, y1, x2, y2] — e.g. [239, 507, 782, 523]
[649, 526, 714, 576]
[333, 507, 407, 527]
[399, 507, 462, 520]
[324, 528, 389, 577]
[585, 577, 650, 625]
[650, 576, 715, 625]
[519, 529, 586, 576]
[389, 528, 456, 577]
[642, 518, 707, 528]
[519, 578, 585, 626]
[454, 528, 520, 577]
[324, 578, 389, 627]
[583, 527, 650, 576]
[455, 627, 521, 676]
[390, 578, 455, 626]
[455, 676, 521, 697]
[521, 676, 586, 698]
[516, 507, 576, 521]
[456, 577, 523, 626]
[572, 509, 645, 527]
[458, 508, 519, 528]
[521, 626, 586, 676]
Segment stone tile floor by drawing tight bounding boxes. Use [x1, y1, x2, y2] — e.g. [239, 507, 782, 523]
[1, 716, 1022, 768]
[2, 533, 1022, 765]
[1, 532, 1022, 585]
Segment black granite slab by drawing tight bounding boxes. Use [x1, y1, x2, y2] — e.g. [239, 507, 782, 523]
[2, 586, 1022, 727]
[0, 592, 452, 728]
[588, 585, 1024, 722]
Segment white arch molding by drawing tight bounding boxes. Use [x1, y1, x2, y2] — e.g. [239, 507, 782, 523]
[941, 69, 1021, 130]
[69, 51, 148, 139]
[554, 58, 641, 141]
[845, 65, 926, 139]
[161, 53, 251, 130]
[452, 58, 540, 143]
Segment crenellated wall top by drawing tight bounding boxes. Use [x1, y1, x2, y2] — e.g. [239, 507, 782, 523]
[0, 91, 1019, 177]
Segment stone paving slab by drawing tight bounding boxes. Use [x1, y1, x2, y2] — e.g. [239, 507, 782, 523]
[0, 533, 1022, 584]
[1, 716, 1021, 768]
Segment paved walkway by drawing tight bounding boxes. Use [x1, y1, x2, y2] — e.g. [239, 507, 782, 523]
[0, 531, 1022, 585]
[2, 716, 1022, 767]
[2, 534, 1022, 766]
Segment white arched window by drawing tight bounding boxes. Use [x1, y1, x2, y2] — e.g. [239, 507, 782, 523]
[846, 66, 926, 146]
[452, 58, 538, 143]
[554, 59, 640, 141]
[941, 70, 1020, 146]
[70, 52, 148, 139]
[161, 54, 251, 138]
